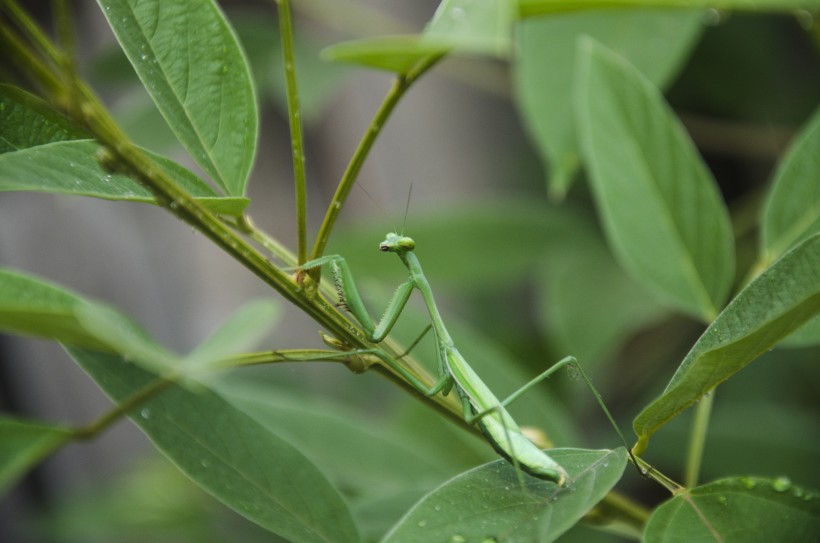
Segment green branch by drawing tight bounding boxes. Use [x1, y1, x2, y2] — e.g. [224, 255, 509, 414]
[275, 0, 308, 264]
[309, 54, 444, 269]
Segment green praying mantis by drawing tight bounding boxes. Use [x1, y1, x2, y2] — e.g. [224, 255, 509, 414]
[300, 232, 624, 487]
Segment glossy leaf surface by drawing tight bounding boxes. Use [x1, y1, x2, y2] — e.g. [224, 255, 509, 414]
[633, 234, 820, 452]
[68, 348, 361, 543]
[382, 448, 627, 543]
[514, 9, 701, 197]
[98, 0, 257, 196]
[644, 476, 820, 543]
[0, 85, 248, 215]
[576, 38, 734, 321]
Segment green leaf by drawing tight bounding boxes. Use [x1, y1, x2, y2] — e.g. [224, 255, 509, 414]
[0, 85, 248, 215]
[633, 234, 820, 453]
[576, 38, 734, 322]
[0, 84, 86, 151]
[514, 9, 702, 197]
[67, 347, 361, 543]
[424, 0, 516, 56]
[0, 140, 248, 215]
[762, 106, 820, 265]
[322, 35, 450, 74]
[98, 0, 258, 196]
[643, 476, 820, 543]
[381, 448, 628, 543]
[0, 268, 176, 371]
[0, 416, 72, 493]
[323, 0, 516, 72]
[219, 383, 455, 496]
[519, 0, 820, 17]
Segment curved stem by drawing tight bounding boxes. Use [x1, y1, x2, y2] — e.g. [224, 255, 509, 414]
[309, 54, 444, 269]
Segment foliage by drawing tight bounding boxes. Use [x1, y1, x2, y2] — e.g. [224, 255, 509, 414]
[1, 1, 818, 542]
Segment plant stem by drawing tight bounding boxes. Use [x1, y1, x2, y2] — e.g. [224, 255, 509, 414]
[684, 391, 713, 488]
[309, 54, 444, 268]
[0, 18, 61, 97]
[1, 0, 61, 65]
[72, 377, 173, 440]
[634, 455, 685, 495]
[275, 0, 308, 265]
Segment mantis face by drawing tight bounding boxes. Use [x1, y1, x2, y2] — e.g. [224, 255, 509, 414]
[379, 233, 415, 253]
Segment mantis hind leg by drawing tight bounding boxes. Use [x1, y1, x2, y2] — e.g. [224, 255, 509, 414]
[468, 356, 635, 464]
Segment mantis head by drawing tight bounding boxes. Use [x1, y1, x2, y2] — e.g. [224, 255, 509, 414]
[379, 233, 415, 253]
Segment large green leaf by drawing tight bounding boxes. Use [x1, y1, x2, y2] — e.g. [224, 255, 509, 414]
[633, 234, 820, 454]
[0, 416, 72, 494]
[643, 476, 820, 543]
[0, 268, 176, 371]
[514, 9, 702, 197]
[381, 448, 627, 543]
[97, 0, 257, 196]
[0, 85, 248, 215]
[576, 38, 734, 321]
[67, 348, 361, 543]
[0, 140, 248, 216]
[762, 106, 820, 265]
[219, 383, 456, 497]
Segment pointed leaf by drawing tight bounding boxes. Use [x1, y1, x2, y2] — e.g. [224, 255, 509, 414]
[97, 0, 258, 196]
[381, 448, 627, 543]
[762, 106, 820, 265]
[67, 347, 361, 543]
[644, 476, 820, 543]
[633, 234, 820, 453]
[514, 9, 702, 197]
[0, 268, 177, 370]
[0, 140, 248, 215]
[220, 383, 455, 495]
[0, 416, 72, 493]
[576, 38, 734, 321]
[0, 86, 248, 214]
